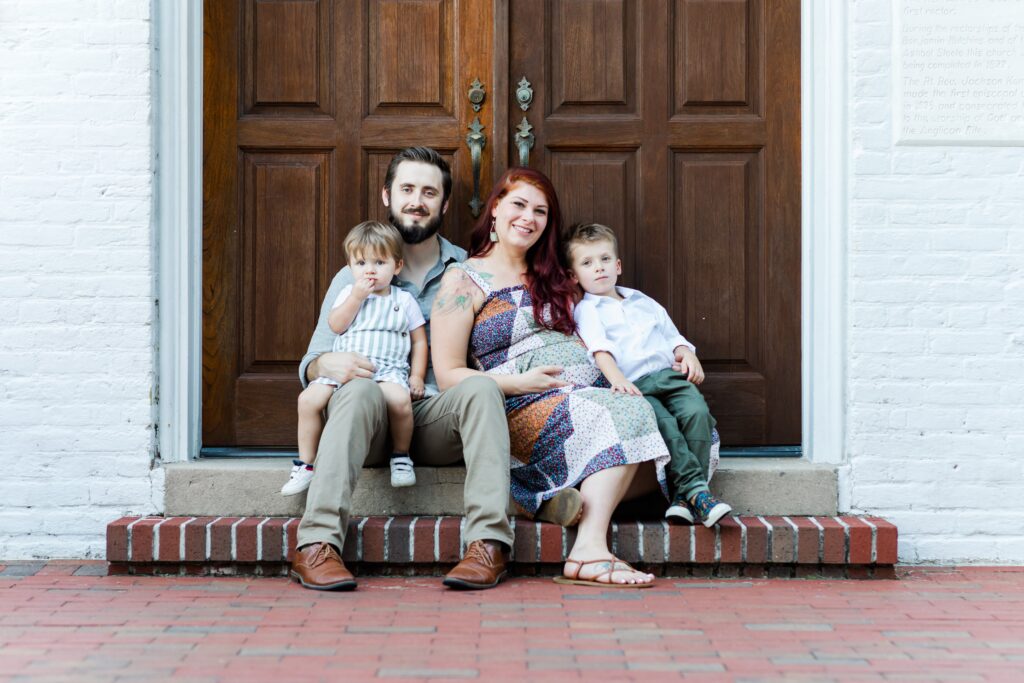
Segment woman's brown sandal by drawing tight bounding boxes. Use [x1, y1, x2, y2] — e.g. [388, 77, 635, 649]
[553, 557, 655, 588]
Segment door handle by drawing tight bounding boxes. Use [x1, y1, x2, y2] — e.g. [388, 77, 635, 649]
[515, 117, 534, 167]
[466, 116, 486, 217]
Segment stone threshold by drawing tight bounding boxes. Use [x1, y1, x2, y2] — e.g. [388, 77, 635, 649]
[107, 515, 898, 579]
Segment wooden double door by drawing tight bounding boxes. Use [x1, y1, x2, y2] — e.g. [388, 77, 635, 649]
[203, 0, 801, 449]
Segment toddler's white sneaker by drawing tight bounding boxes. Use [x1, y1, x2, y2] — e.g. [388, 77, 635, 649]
[390, 455, 416, 488]
[281, 460, 315, 496]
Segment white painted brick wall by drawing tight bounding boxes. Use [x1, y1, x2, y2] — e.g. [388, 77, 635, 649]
[0, 0, 158, 559]
[846, 0, 1024, 562]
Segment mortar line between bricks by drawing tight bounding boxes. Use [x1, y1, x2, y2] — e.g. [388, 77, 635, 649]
[534, 521, 540, 561]
[409, 516, 418, 561]
[433, 517, 440, 562]
[126, 518, 143, 562]
[809, 516, 825, 564]
[834, 516, 851, 563]
[230, 517, 245, 561]
[179, 517, 195, 560]
[256, 517, 269, 562]
[714, 523, 721, 563]
[282, 518, 293, 562]
[509, 517, 516, 560]
[611, 522, 618, 557]
[862, 516, 879, 563]
[784, 516, 799, 564]
[636, 521, 644, 560]
[736, 516, 747, 562]
[689, 524, 695, 563]
[459, 517, 466, 558]
[153, 517, 168, 563]
[205, 517, 222, 561]
[759, 516, 773, 563]
[561, 521, 568, 560]
[383, 517, 393, 562]
[661, 521, 669, 562]
[357, 517, 368, 561]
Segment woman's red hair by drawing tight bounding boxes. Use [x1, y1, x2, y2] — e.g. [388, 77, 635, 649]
[468, 167, 576, 335]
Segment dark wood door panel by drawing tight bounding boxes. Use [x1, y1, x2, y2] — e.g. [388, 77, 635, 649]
[509, 0, 799, 446]
[204, 0, 495, 446]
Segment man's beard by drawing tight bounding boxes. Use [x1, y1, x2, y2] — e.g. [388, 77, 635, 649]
[388, 204, 443, 245]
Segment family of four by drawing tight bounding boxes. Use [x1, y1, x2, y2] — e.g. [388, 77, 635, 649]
[284, 147, 730, 591]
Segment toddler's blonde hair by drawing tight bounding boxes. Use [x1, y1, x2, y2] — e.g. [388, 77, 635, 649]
[344, 221, 404, 263]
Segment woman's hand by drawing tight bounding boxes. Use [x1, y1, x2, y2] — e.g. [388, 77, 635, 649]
[513, 366, 569, 395]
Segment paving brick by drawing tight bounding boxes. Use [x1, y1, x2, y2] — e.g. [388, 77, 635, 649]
[260, 518, 286, 562]
[866, 517, 899, 564]
[157, 517, 190, 562]
[845, 516, 873, 564]
[438, 516, 461, 562]
[615, 522, 641, 563]
[641, 521, 666, 564]
[667, 523, 691, 563]
[742, 517, 767, 563]
[815, 516, 846, 564]
[284, 518, 299, 561]
[184, 517, 217, 562]
[342, 518, 360, 562]
[718, 516, 742, 563]
[791, 516, 821, 564]
[513, 520, 538, 562]
[234, 518, 261, 562]
[765, 516, 795, 564]
[361, 516, 388, 563]
[694, 524, 715, 563]
[209, 517, 240, 562]
[412, 517, 436, 563]
[129, 518, 161, 563]
[387, 516, 415, 563]
[539, 523, 563, 563]
[106, 517, 133, 562]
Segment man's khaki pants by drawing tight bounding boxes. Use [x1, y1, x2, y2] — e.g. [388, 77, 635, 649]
[297, 375, 514, 551]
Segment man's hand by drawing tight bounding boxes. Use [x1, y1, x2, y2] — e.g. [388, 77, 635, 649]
[672, 347, 705, 385]
[409, 376, 425, 400]
[309, 352, 376, 384]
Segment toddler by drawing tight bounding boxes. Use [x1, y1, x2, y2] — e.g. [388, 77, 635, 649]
[282, 221, 428, 495]
[565, 223, 731, 526]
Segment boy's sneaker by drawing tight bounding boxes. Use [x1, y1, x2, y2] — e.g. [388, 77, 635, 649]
[664, 497, 695, 524]
[281, 460, 315, 496]
[690, 491, 732, 527]
[390, 455, 416, 488]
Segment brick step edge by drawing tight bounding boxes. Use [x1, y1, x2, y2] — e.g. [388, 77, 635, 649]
[108, 515, 897, 570]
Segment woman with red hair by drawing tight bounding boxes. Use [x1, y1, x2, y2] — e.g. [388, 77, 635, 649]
[432, 168, 670, 587]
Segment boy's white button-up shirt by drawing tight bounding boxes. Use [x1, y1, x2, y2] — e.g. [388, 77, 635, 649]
[574, 287, 696, 383]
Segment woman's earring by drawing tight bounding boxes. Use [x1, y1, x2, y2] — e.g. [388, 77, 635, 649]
[489, 219, 498, 243]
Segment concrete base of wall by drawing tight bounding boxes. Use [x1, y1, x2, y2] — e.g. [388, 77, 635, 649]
[163, 458, 838, 517]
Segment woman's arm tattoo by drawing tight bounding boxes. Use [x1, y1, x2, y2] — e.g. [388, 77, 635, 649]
[433, 269, 478, 316]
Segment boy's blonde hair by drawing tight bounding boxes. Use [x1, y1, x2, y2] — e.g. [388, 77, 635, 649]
[563, 222, 619, 264]
[344, 221, 404, 263]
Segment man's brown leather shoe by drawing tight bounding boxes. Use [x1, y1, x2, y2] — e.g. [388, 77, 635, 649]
[290, 542, 357, 591]
[442, 539, 509, 590]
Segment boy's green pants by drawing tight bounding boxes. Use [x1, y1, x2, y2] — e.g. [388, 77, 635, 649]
[634, 368, 716, 502]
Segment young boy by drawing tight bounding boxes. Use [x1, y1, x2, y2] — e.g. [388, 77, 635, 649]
[565, 223, 731, 527]
[283, 221, 428, 495]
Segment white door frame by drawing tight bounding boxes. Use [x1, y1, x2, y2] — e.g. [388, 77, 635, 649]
[154, 0, 848, 470]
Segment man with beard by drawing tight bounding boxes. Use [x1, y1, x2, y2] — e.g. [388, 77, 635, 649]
[290, 147, 582, 591]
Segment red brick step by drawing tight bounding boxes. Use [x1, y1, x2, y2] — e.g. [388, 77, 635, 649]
[107, 515, 898, 578]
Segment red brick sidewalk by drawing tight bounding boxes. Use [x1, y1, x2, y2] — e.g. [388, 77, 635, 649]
[1, 563, 1022, 682]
